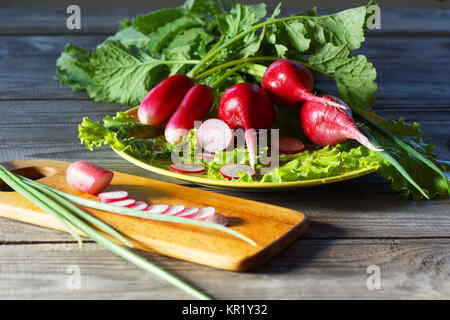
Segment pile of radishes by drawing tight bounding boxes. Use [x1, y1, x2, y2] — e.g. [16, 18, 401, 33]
[137, 59, 381, 180]
[66, 161, 228, 225]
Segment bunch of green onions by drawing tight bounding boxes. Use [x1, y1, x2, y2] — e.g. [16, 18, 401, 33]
[0, 165, 255, 299]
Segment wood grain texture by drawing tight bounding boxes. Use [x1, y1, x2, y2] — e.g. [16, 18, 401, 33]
[0, 159, 308, 271]
[0, 239, 448, 299]
[0, 5, 449, 299]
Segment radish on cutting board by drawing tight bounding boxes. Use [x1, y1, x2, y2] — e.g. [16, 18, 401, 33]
[147, 204, 170, 214]
[165, 205, 186, 215]
[170, 163, 206, 174]
[176, 207, 200, 218]
[111, 199, 136, 207]
[66, 160, 114, 195]
[98, 190, 129, 203]
[277, 137, 305, 154]
[220, 164, 256, 180]
[193, 207, 216, 220]
[131, 201, 149, 211]
[196, 119, 234, 153]
[204, 213, 228, 226]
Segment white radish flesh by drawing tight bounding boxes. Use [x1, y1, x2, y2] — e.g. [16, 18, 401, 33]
[66, 160, 114, 195]
[131, 201, 149, 211]
[98, 190, 129, 203]
[111, 199, 136, 208]
[219, 164, 256, 180]
[147, 204, 169, 214]
[204, 213, 229, 226]
[197, 119, 234, 153]
[197, 152, 215, 160]
[170, 163, 206, 174]
[177, 207, 200, 218]
[277, 137, 305, 154]
[193, 207, 216, 220]
[165, 205, 186, 215]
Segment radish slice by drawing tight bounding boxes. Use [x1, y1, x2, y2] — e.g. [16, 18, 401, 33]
[197, 152, 215, 160]
[177, 207, 200, 218]
[66, 160, 114, 195]
[165, 205, 185, 215]
[219, 164, 256, 180]
[193, 207, 216, 220]
[204, 213, 229, 226]
[111, 199, 136, 208]
[197, 119, 234, 153]
[131, 201, 149, 211]
[147, 204, 169, 214]
[277, 137, 305, 154]
[170, 163, 206, 174]
[98, 191, 129, 203]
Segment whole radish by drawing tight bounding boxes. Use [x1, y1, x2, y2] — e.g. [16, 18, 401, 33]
[219, 83, 275, 169]
[165, 84, 214, 145]
[262, 59, 347, 110]
[138, 74, 194, 125]
[300, 95, 381, 151]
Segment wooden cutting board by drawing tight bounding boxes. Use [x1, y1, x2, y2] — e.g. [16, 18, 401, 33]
[0, 159, 308, 271]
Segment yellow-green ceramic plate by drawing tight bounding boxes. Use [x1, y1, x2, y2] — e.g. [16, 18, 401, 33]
[112, 107, 377, 191]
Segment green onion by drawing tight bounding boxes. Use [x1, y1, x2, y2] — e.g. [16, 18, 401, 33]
[0, 166, 212, 299]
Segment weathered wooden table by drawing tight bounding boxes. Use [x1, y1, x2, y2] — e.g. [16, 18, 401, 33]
[0, 5, 449, 299]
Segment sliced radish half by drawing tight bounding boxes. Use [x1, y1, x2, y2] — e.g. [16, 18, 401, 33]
[197, 119, 234, 153]
[193, 207, 216, 220]
[219, 164, 256, 180]
[177, 207, 200, 218]
[147, 204, 169, 214]
[170, 163, 206, 174]
[98, 190, 129, 203]
[111, 199, 136, 208]
[204, 213, 229, 226]
[277, 137, 305, 154]
[165, 205, 185, 215]
[131, 201, 149, 211]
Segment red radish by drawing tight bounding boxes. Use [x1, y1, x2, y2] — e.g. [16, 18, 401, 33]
[131, 201, 149, 211]
[262, 60, 348, 110]
[300, 95, 382, 151]
[220, 164, 256, 180]
[196, 119, 234, 153]
[165, 205, 186, 215]
[197, 153, 215, 160]
[147, 204, 169, 214]
[204, 213, 229, 226]
[170, 163, 206, 174]
[165, 84, 214, 145]
[219, 83, 274, 169]
[138, 74, 194, 125]
[193, 207, 216, 220]
[98, 190, 128, 203]
[177, 207, 200, 218]
[277, 137, 305, 154]
[111, 199, 136, 207]
[66, 160, 113, 195]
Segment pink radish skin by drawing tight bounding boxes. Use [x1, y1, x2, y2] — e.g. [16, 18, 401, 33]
[147, 204, 170, 214]
[98, 191, 129, 203]
[197, 153, 215, 160]
[193, 207, 216, 220]
[220, 164, 256, 180]
[138, 74, 194, 125]
[177, 207, 200, 218]
[165, 205, 186, 215]
[165, 84, 214, 145]
[277, 137, 305, 154]
[262, 60, 348, 110]
[196, 119, 234, 153]
[219, 83, 275, 169]
[300, 95, 382, 151]
[111, 199, 136, 208]
[204, 213, 229, 226]
[66, 161, 114, 195]
[170, 163, 206, 174]
[131, 201, 149, 211]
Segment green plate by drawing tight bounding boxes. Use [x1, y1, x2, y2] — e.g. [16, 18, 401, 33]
[112, 107, 376, 191]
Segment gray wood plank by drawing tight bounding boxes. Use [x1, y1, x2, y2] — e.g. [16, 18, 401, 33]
[0, 34, 449, 107]
[0, 239, 448, 299]
[0, 7, 449, 35]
